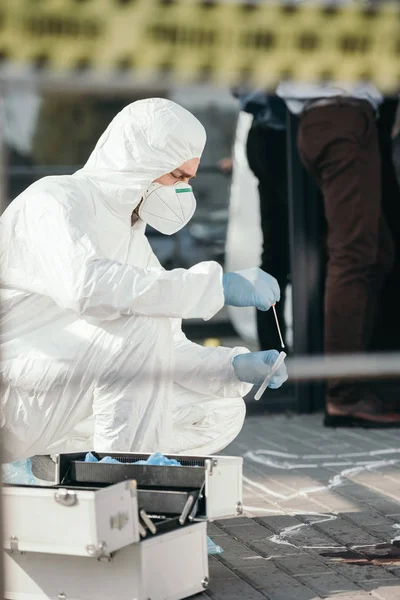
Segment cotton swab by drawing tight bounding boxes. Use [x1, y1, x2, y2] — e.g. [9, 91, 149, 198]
[254, 351, 287, 401]
[272, 304, 285, 349]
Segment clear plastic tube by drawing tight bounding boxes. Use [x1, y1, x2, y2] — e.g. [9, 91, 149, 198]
[254, 351, 287, 401]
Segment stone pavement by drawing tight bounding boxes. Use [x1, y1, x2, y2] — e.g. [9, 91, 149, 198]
[195, 411, 400, 600]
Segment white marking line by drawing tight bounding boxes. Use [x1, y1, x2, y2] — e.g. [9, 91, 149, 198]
[243, 447, 400, 549]
[245, 459, 399, 501]
[243, 505, 285, 514]
[245, 448, 400, 471]
[269, 513, 340, 548]
[243, 475, 288, 500]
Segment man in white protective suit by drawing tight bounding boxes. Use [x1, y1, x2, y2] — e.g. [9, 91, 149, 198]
[0, 98, 287, 463]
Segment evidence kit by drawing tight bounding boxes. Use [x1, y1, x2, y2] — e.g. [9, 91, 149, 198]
[3, 451, 243, 600]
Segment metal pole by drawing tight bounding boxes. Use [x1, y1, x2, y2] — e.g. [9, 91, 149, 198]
[286, 110, 325, 412]
[286, 111, 311, 411]
[287, 352, 400, 382]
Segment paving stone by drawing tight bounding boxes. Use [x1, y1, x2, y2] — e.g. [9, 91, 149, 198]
[332, 510, 399, 543]
[381, 472, 400, 486]
[362, 583, 400, 599]
[242, 500, 284, 517]
[340, 565, 398, 585]
[212, 534, 265, 568]
[314, 554, 398, 585]
[343, 509, 395, 529]
[336, 491, 400, 517]
[325, 594, 373, 599]
[206, 576, 268, 599]
[244, 467, 300, 497]
[353, 477, 400, 498]
[247, 537, 304, 558]
[277, 497, 328, 513]
[215, 517, 251, 528]
[236, 564, 318, 600]
[385, 568, 400, 577]
[298, 572, 362, 597]
[218, 522, 303, 558]
[362, 498, 400, 517]
[312, 516, 385, 546]
[256, 515, 305, 533]
[297, 467, 342, 483]
[334, 431, 388, 452]
[212, 414, 400, 599]
[266, 473, 331, 492]
[217, 521, 273, 542]
[208, 557, 237, 580]
[308, 491, 362, 513]
[256, 515, 343, 549]
[207, 523, 229, 538]
[274, 554, 332, 576]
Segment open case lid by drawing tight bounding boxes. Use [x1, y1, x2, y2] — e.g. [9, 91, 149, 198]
[55, 451, 243, 520]
[2, 480, 140, 557]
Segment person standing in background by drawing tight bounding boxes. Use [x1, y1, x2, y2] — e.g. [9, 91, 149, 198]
[277, 79, 400, 427]
[221, 90, 290, 354]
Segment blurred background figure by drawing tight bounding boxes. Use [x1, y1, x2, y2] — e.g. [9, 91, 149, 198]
[220, 90, 291, 355]
[219, 111, 262, 349]
[277, 80, 400, 427]
[238, 90, 289, 353]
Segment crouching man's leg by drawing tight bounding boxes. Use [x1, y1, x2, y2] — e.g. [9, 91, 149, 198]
[1, 314, 175, 461]
[92, 315, 175, 453]
[168, 383, 246, 455]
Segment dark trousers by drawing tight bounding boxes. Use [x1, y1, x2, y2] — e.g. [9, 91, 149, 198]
[246, 124, 290, 351]
[298, 102, 395, 405]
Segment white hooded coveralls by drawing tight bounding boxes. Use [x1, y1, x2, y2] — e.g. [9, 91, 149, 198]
[0, 98, 251, 463]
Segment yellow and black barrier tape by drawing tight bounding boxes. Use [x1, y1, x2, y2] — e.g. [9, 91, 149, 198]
[1, 0, 399, 92]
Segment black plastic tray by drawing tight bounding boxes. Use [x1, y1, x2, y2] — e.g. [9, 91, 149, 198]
[68, 461, 205, 489]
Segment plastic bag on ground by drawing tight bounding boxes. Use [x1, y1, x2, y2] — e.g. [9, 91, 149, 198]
[2, 458, 39, 485]
[207, 536, 224, 554]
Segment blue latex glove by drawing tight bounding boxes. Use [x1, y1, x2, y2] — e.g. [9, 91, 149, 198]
[232, 350, 288, 389]
[222, 267, 280, 311]
[84, 451, 181, 466]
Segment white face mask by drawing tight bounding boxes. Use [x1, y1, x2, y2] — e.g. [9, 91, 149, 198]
[139, 181, 197, 235]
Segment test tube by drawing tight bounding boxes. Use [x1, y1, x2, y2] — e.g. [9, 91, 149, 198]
[254, 351, 287, 401]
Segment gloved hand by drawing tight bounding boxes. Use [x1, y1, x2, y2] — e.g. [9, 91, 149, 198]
[222, 267, 280, 311]
[232, 350, 288, 389]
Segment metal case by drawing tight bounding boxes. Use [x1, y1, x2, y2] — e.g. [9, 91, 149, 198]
[4, 521, 208, 600]
[55, 451, 243, 520]
[3, 480, 139, 557]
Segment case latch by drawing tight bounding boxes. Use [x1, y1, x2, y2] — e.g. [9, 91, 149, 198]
[205, 458, 218, 476]
[10, 536, 19, 553]
[54, 489, 77, 507]
[86, 541, 110, 560]
[236, 501, 244, 515]
[125, 480, 137, 497]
